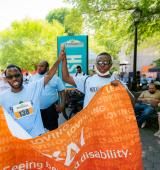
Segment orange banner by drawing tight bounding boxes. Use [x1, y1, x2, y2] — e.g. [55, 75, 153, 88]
[0, 84, 143, 170]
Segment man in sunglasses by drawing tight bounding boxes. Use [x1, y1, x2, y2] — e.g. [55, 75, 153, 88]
[0, 51, 63, 138]
[61, 50, 122, 108]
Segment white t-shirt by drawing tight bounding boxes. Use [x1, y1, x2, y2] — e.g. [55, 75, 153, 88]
[73, 74, 116, 108]
[75, 72, 86, 77]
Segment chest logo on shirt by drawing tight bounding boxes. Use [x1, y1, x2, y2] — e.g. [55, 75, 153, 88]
[13, 101, 33, 119]
[90, 87, 99, 92]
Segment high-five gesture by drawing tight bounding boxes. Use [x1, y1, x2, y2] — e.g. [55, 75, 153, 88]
[60, 44, 66, 61]
[44, 46, 63, 85]
[61, 44, 76, 86]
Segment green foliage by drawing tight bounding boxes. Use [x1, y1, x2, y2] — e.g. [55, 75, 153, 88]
[46, 8, 70, 24]
[0, 19, 65, 70]
[154, 58, 160, 66]
[64, 8, 83, 35]
[110, 67, 119, 74]
[46, 8, 83, 35]
[66, 0, 160, 56]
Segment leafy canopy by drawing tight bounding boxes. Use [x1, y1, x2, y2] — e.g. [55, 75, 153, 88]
[0, 19, 65, 70]
[66, 0, 160, 57]
[46, 8, 83, 35]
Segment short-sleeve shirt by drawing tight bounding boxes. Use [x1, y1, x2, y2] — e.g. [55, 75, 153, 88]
[73, 74, 116, 108]
[0, 78, 45, 137]
[30, 74, 65, 109]
[139, 90, 160, 101]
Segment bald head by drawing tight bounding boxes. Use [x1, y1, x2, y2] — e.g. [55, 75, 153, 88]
[37, 60, 49, 75]
[148, 83, 156, 94]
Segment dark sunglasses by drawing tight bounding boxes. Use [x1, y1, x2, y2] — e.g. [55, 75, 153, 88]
[97, 61, 112, 66]
[6, 73, 21, 79]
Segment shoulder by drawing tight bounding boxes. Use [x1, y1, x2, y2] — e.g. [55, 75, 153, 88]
[142, 90, 148, 95]
[53, 75, 61, 80]
[30, 74, 42, 81]
[50, 75, 62, 82]
[0, 89, 9, 96]
[28, 77, 44, 87]
[74, 75, 88, 81]
[156, 90, 160, 94]
[0, 89, 10, 102]
[90, 74, 98, 79]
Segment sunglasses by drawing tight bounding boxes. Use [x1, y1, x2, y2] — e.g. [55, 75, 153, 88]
[97, 61, 112, 66]
[6, 73, 21, 79]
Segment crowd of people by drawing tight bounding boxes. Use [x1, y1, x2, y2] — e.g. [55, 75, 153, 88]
[0, 45, 160, 138]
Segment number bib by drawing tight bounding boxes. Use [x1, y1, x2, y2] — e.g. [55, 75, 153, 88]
[13, 101, 33, 119]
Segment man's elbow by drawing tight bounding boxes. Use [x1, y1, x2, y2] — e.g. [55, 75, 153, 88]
[62, 76, 67, 82]
[62, 76, 69, 83]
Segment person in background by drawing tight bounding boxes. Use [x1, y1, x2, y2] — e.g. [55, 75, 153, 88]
[123, 72, 128, 84]
[140, 74, 148, 90]
[23, 72, 31, 84]
[147, 76, 154, 84]
[75, 65, 86, 77]
[30, 60, 67, 131]
[135, 83, 160, 128]
[136, 71, 141, 91]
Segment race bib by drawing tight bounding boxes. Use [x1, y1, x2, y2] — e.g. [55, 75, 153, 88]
[13, 101, 33, 119]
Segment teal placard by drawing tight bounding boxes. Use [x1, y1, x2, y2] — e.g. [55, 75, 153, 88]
[57, 35, 88, 88]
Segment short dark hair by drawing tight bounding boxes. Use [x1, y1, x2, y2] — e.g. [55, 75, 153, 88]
[97, 52, 112, 58]
[5, 64, 22, 76]
[76, 65, 81, 69]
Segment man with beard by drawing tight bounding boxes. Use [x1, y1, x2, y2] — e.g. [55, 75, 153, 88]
[135, 83, 160, 128]
[31, 60, 67, 131]
[0, 53, 63, 137]
[61, 49, 131, 108]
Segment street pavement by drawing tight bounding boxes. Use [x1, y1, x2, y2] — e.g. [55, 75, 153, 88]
[139, 127, 160, 170]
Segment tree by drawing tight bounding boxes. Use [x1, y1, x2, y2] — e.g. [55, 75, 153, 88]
[0, 19, 65, 70]
[154, 59, 160, 67]
[66, 0, 160, 57]
[46, 8, 70, 25]
[46, 8, 83, 35]
[64, 8, 83, 35]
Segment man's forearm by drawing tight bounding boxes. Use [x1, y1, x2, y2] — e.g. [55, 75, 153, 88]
[44, 58, 61, 85]
[59, 90, 66, 107]
[62, 58, 70, 81]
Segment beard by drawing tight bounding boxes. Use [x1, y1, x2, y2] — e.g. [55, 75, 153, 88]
[38, 71, 46, 75]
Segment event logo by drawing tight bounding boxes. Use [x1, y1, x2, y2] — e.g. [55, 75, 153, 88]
[64, 40, 84, 48]
[42, 128, 85, 167]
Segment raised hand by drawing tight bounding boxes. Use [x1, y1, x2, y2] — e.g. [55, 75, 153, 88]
[60, 44, 66, 61]
[111, 79, 119, 86]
